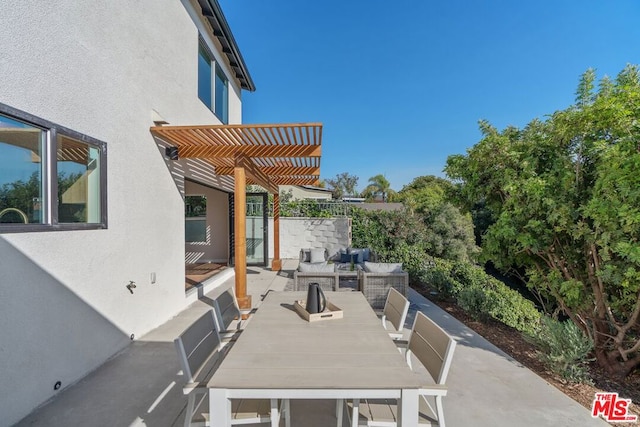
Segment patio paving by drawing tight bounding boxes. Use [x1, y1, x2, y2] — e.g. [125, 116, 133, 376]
[14, 259, 608, 427]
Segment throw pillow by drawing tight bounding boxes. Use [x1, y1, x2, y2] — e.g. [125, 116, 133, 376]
[340, 252, 352, 263]
[310, 248, 326, 263]
[349, 249, 364, 264]
[348, 248, 371, 262]
[300, 248, 311, 262]
[363, 262, 403, 273]
[298, 261, 334, 272]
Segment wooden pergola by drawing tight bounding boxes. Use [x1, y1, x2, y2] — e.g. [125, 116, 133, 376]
[150, 123, 322, 311]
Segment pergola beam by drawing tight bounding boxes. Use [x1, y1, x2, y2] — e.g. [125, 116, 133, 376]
[235, 154, 279, 194]
[176, 144, 321, 159]
[214, 166, 320, 176]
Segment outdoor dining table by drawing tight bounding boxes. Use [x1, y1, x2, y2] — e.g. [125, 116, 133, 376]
[208, 291, 426, 426]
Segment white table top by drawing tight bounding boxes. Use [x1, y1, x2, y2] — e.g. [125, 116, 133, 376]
[208, 291, 426, 390]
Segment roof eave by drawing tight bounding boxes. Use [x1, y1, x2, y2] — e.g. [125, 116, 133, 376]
[198, 0, 256, 92]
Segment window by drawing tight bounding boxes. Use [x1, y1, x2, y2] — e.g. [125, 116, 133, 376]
[214, 63, 229, 124]
[198, 38, 229, 124]
[0, 103, 107, 232]
[185, 195, 207, 243]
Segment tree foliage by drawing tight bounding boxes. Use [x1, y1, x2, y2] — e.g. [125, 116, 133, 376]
[324, 172, 359, 199]
[396, 175, 457, 215]
[362, 174, 396, 202]
[445, 65, 640, 378]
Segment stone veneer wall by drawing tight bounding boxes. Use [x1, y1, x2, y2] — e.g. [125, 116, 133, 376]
[267, 217, 351, 260]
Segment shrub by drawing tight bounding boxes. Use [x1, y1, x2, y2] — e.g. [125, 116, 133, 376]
[457, 285, 491, 319]
[351, 207, 430, 281]
[422, 258, 541, 335]
[484, 279, 541, 336]
[527, 316, 594, 383]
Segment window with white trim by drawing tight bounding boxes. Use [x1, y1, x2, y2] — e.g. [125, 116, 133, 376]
[198, 38, 229, 124]
[0, 103, 107, 232]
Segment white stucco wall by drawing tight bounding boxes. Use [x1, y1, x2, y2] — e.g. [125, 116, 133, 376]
[0, 1, 244, 424]
[267, 217, 351, 260]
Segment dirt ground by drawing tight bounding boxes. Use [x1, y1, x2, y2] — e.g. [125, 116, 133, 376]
[418, 291, 640, 426]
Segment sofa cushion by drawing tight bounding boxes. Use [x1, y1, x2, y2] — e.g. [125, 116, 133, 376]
[310, 248, 326, 263]
[340, 252, 352, 263]
[349, 247, 371, 262]
[363, 261, 403, 273]
[298, 261, 334, 272]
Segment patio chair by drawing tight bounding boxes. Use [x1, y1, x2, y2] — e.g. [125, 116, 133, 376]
[294, 258, 339, 292]
[338, 311, 457, 427]
[358, 262, 409, 309]
[174, 310, 290, 427]
[380, 288, 410, 341]
[211, 286, 254, 342]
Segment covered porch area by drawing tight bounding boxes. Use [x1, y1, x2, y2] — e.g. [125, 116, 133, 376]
[151, 123, 322, 311]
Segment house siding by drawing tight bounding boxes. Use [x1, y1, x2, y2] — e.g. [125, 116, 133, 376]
[0, 1, 243, 424]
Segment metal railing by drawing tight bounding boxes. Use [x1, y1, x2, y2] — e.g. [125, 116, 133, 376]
[246, 200, 358, 217]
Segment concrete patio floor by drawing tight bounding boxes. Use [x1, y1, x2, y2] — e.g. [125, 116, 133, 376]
[15, 260, 609, 427]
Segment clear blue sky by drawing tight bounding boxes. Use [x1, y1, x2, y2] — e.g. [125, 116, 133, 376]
[219, 0, 640, 192]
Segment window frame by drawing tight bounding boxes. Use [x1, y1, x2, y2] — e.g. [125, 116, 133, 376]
[198, 37, 229, 124]
[0, 102, 108, 233]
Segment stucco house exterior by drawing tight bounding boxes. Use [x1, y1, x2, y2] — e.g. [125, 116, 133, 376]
[0, 1, 323, 425]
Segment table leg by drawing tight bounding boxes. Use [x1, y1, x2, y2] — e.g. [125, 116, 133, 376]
[270, 398, 279, 427]
[399, 389, 418, 427]
[351, 399, 360, 427]
[209, 389, 231, 427]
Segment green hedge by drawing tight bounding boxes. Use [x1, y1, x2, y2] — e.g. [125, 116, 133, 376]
[423, 258, 541, 335]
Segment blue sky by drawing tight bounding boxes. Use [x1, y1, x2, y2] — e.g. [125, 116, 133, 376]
[220, 0, 640, 192]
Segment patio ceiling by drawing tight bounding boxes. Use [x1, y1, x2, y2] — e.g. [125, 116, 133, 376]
[150, 123, 322, 193]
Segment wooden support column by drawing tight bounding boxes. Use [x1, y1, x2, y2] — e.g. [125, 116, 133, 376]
[234, 165, 252, 311]
[271, 192, 282, 271]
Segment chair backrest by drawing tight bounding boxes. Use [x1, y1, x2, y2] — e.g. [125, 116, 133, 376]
[212, 287, 241, 332]
[174, 310, 222, 383]
[383, 287, 410, 333]
[407, 312, 456, 385]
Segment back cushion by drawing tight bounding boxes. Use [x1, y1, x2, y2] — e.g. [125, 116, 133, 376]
[310, 248, 326, 263]
[298, 261, 334, 272]
[364, 262, 403, 273]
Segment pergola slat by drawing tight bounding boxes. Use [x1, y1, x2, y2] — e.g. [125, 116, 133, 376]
[150, 123, 322, 188]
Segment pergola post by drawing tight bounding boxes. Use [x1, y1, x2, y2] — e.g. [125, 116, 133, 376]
[233, 165, 251, 312]
[271, 192, 281, 271]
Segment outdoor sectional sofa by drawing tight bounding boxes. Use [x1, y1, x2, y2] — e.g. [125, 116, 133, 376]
[294, 248, 408, 308]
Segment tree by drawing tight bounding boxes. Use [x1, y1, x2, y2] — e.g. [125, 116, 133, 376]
[396, 175, 457, 214]
[362, 174, 395, 202]
[445, 65, 640, 378]
[324, 172, 359, 199]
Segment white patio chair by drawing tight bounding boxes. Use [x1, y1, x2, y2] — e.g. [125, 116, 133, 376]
[380, 287, 410, 341]
[174, 310, 290, 427]
[211, 286, 256, 343]
[338, 311, 457, 427]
